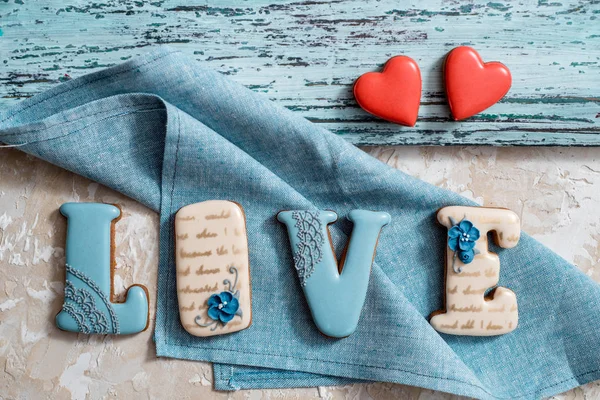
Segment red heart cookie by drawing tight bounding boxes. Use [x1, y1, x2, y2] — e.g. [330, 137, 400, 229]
[444, 46, 511, 121]
[353, 56, 421, 127]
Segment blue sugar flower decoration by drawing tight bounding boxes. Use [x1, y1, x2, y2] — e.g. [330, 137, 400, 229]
[448, 219, 480, 252]
[458, 249, 475, 264]
[448, 217, 481, 273]
[195, 266, 243, 331]
[207, 291, 239, 324]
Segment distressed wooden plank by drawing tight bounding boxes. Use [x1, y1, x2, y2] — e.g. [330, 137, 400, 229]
[0, 0, 598, 145]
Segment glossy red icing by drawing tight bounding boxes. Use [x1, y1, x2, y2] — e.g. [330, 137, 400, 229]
[444, 46, 511, 121]
[353, 56, 421, 127]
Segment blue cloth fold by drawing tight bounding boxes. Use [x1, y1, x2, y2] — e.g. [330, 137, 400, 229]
[1, 48, 599, 399]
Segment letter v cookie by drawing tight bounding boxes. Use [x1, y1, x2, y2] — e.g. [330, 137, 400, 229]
[56, 203, 149, 335]
[175, 200, 252, 336]
[278, 209, 390, 338]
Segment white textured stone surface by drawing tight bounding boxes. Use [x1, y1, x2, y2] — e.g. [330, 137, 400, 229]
[0, 146, 599, 399]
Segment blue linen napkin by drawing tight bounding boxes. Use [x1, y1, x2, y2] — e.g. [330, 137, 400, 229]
[1, 47, 599, 399]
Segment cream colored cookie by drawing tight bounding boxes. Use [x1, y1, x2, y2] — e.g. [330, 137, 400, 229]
[430, 206, 520, 336]
[175, 200, 251, 337]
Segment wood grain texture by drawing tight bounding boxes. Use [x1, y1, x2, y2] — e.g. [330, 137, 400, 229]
[0, 0, 599, 145]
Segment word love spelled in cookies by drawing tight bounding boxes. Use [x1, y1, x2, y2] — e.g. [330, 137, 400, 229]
[278, 209, 390, 338]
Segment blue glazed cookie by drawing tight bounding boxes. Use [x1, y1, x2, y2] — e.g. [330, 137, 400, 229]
[56, 203, 149, 335]
[277, 209, 390, 338]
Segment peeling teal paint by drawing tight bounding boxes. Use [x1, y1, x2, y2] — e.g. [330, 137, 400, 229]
[487, 2, 511, 11]
[570, 62, 597, 67]
[68, 61, 116, 69]
[502, 97, 599, 104]
[538, 0, 564, 6]
[476, 113, 593, 123]
[12, 54, 40, 60]
[0, 0, 598, 146]
[42, 64, 61, 71]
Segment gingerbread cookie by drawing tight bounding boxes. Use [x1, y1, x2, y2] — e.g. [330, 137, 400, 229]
[56, 203, 149, 335]
[353, 56, 422, 126]
[277, 209, 390, 338]
[444, 46, 511, 120]
[430, 206, 520, 336]
[175, 200, 252, 336]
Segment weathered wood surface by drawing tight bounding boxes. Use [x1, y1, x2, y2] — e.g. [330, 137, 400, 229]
[0, 1, 599, 144]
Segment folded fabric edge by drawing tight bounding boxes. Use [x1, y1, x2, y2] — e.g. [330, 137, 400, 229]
[213, 363, 361, 391]
[156, 341, 600, 399]
[218, 363, 600, 399]
[0, 47, 180, 129]
[156, 343, 499, 399]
